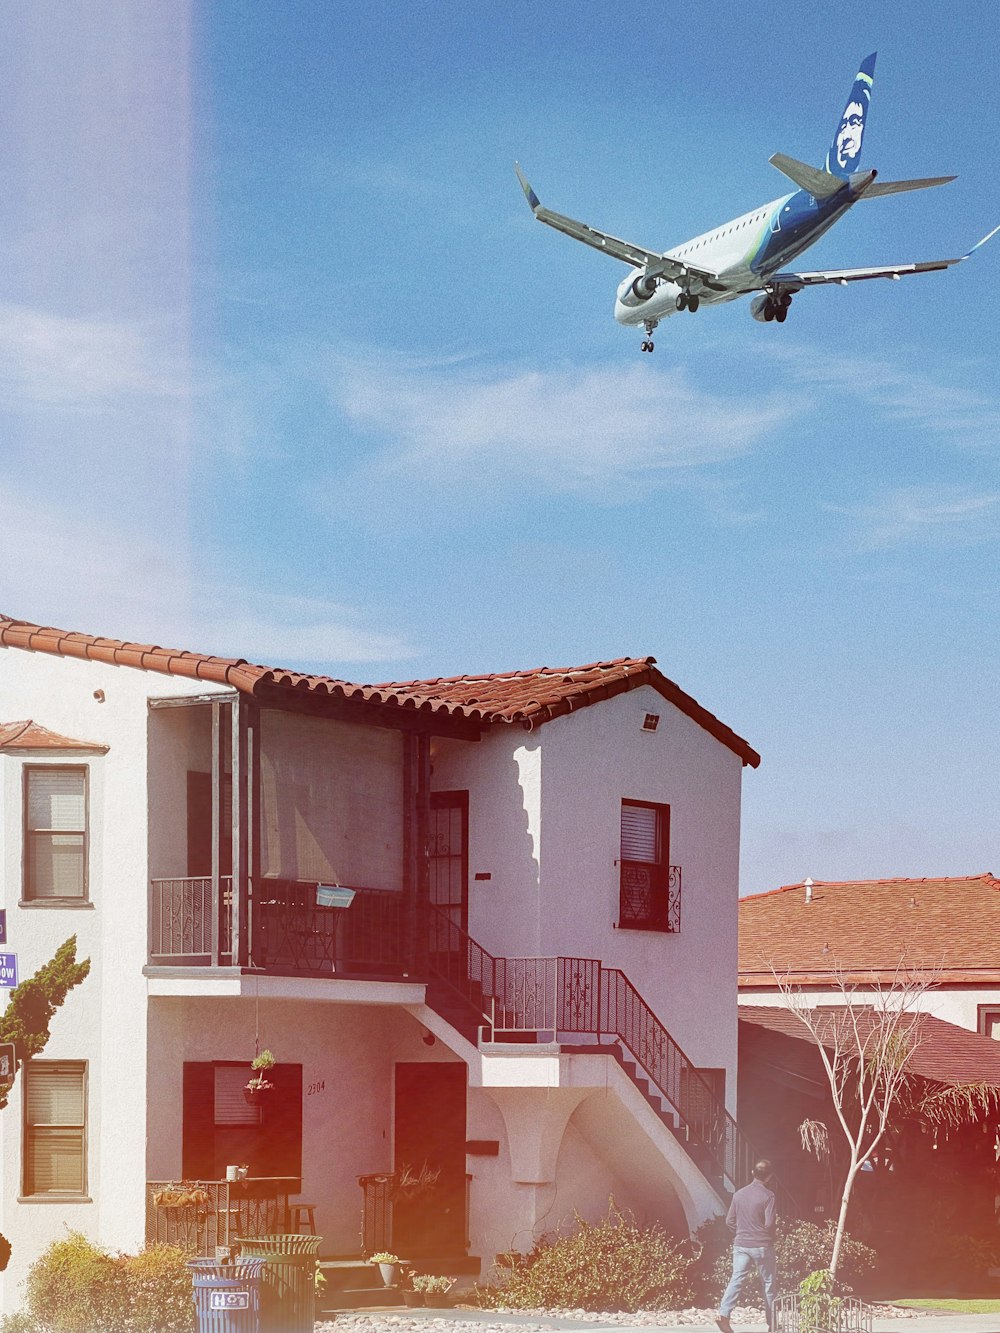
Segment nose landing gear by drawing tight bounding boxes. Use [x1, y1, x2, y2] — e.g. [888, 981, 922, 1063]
[640, 318, 658, 353]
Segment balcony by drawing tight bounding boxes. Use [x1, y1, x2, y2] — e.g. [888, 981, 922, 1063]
[149, 877, 408, 976]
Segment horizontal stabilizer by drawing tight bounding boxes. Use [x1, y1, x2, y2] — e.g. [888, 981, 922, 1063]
[860, 175, 957, 197]
[769, 153, 844, 200]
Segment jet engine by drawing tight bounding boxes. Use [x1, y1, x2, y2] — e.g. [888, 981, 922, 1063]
[617, 273, 659, 308]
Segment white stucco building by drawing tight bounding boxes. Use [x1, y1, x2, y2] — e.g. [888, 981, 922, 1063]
[0, 611, 761, 1312]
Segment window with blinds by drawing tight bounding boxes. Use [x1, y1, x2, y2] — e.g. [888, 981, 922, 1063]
[214, 1064, 260, 1125]
[619, 799, 672, 930]
[24, 767, 88, 901]
[24, 1062, 87, 1196]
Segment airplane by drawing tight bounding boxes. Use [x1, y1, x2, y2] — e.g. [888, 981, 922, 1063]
[515, 53, 998, 351]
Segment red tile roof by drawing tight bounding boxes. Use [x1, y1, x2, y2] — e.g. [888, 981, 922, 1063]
[0, 720, 108, 752]
[0, 614, 759, 763]
[739, 874, 1000, 984]
[740, 1004, 1000, 1088]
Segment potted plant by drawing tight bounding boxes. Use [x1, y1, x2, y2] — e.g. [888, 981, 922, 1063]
[244, 1050, 275, 1105]
[368, 1252, 401, 1287]
[412, 1274, 454, 1306]
[400, 1267, 423, 1306]
[153, 1181, 211, 1208]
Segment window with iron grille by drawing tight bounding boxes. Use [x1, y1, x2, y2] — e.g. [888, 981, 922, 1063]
[23, 767, 88, 901]
[619, 800, 679, 931]
[23, 1062, 87, 1197]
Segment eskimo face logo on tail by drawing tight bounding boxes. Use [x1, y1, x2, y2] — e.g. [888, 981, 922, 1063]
[826, 53, 876, 177]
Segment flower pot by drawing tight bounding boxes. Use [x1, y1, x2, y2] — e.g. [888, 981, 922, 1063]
[378, 1262, 397, 1287]
[243, 1085, 271, 1106]
[402, 1290, 424, 1306]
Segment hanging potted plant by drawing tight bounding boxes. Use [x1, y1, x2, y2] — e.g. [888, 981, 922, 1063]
[244, 1049, 276, 1105]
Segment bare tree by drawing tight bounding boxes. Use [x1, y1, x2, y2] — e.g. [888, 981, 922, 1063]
[775, 962, 933, 1281]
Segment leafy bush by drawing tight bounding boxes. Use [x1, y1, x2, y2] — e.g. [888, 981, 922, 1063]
[1, 1233, 193, 1333]
[120, 1245, 193, 1333]
[691, 1216, 877, 1304]
[475, 1205, 696, 1312]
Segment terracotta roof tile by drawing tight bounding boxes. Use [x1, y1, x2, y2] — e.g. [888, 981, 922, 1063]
[739, 874, 1000, 981]
[0, 720, 108, 752]
[740, 1004, 1000, 1088]
[0, 613, 759, 764]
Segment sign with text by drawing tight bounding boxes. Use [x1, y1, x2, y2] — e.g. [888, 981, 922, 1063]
[210, 1291, 250, 1310]
[0, 910, 6, 945]
[0, 955, 17, 988]
[0, 1044, 14, 1082]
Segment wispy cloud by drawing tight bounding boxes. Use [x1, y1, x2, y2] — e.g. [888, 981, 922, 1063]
[768, 345, 1000, 446]
[2, 487, 410, 669]
[828, 483, 1000, 549]
[323, 351, 794, 501]
[0, 303, 191, 409]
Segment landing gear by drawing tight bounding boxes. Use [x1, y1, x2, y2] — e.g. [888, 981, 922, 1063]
[765, 291, 792, 322]
[688, 294, 700, 313]
[641, 319, 658, 353]
[675, 292, 688, 312]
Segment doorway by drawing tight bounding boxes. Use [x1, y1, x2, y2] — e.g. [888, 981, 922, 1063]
[393, 1062, 467, 1256]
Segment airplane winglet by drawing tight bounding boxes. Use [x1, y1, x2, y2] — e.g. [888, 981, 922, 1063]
[514, 162, 541, 213]
[961, 223, 1000, 260]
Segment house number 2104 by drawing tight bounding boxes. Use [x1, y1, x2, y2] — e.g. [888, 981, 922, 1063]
[307, 1079, 325, 1095]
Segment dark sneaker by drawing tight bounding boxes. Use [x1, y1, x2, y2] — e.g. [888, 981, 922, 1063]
[714, 1315, 733, 1333]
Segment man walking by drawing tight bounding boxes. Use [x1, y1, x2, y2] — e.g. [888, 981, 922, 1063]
[715, 1159, 777, 1333]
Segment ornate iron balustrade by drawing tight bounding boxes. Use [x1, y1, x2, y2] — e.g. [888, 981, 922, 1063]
[773, 1293, 873, 1332]
[424, 902, 762, 1196]
[145, 1180, 290, 1253]
[148, 877, 405, 974]
[150, 878, 233, 962]
[357, 1172, 394, 1255]
[619, 864, 681, 932]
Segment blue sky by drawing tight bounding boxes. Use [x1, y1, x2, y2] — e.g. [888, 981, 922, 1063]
[3, 2, 999, 894]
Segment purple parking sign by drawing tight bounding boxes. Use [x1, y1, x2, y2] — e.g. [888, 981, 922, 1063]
[0, 955, 17, 988]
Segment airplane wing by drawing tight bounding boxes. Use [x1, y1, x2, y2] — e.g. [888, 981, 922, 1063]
[514, 163, 720, 287]
[772, 224, 1000, 290]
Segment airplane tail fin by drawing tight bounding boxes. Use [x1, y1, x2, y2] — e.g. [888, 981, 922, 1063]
[825, 52, 876, 178]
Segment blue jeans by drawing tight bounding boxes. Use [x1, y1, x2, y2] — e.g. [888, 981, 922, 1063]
[720, 1243, 777, 1327]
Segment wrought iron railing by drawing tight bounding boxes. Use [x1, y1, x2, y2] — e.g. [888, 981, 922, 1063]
[357, 1170, 472, 1258]
[145, 1180, 291, 1253]
[148, 877, 405, 974]
[773, 1292, 873, 1332]
[425, 903, 759, 1195]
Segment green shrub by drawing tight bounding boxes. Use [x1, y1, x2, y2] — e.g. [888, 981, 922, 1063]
[691, 1216, 877, 1304]
[20, 1232, 123, 1333]
[475, 1205, 696, 1312]
[3, 1233, 194, 1333]
[120, 1246, 193, 1333]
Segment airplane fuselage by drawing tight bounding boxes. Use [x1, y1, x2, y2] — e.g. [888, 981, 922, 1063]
[614, 183, 856, 325]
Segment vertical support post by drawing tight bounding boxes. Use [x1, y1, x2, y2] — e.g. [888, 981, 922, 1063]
[401, 732, 417, 974]
[210, 697, 226, 966]
[248, 700, 262, 966]
[415, 731, 432, 975]
[231, 695, 250, 967]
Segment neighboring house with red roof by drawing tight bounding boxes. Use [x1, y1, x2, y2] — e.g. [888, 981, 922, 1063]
[738, 875, 1000, 1040]
[0, 612, 760, 1312]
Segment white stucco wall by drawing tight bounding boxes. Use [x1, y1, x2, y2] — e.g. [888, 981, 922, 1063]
[740, 985, 1000, 1034]
[434, 686, 746, 1109]
[0, 645, 221, 1313]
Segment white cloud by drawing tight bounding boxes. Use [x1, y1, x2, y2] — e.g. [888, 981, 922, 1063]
[325, 351, 794, 498]
[768, 345, 1000, 446]
[1, 487, 410, 670]
[828, 483, 1000, 549]
[0, 303, 190, 409]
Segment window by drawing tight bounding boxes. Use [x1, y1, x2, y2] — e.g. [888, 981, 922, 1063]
[24, 767, 88, 901]
[619, 799, 679, 931]
[979, 1007, 1000, 1041]
[24, 1062, 87, 1196]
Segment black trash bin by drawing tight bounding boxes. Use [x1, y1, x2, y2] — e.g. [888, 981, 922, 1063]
[189, 1258, 266, 1333]
[234, 1235, 320, 1333]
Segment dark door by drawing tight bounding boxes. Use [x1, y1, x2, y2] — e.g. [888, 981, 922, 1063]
[392, 1062, 467, 1256]
[428, 792, 468, 958]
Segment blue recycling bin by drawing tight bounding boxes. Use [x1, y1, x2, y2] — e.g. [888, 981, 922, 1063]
[189, 1258, 265, 1333]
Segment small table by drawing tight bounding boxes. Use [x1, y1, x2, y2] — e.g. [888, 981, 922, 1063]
[222, 1176, 299, 1243]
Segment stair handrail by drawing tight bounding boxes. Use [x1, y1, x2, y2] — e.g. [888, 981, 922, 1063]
[422, 903, 793, 1206]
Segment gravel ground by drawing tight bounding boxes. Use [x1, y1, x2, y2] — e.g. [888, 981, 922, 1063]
[320, 1301, 916, 1330]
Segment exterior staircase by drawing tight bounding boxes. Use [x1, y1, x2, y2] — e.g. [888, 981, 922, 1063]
[422, 905, 773, 1203]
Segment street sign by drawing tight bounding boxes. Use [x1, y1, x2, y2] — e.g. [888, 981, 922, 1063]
[0, 1045, 14, 1082]
[0, 955, 17, 988]
[0, 910, 7, 945]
